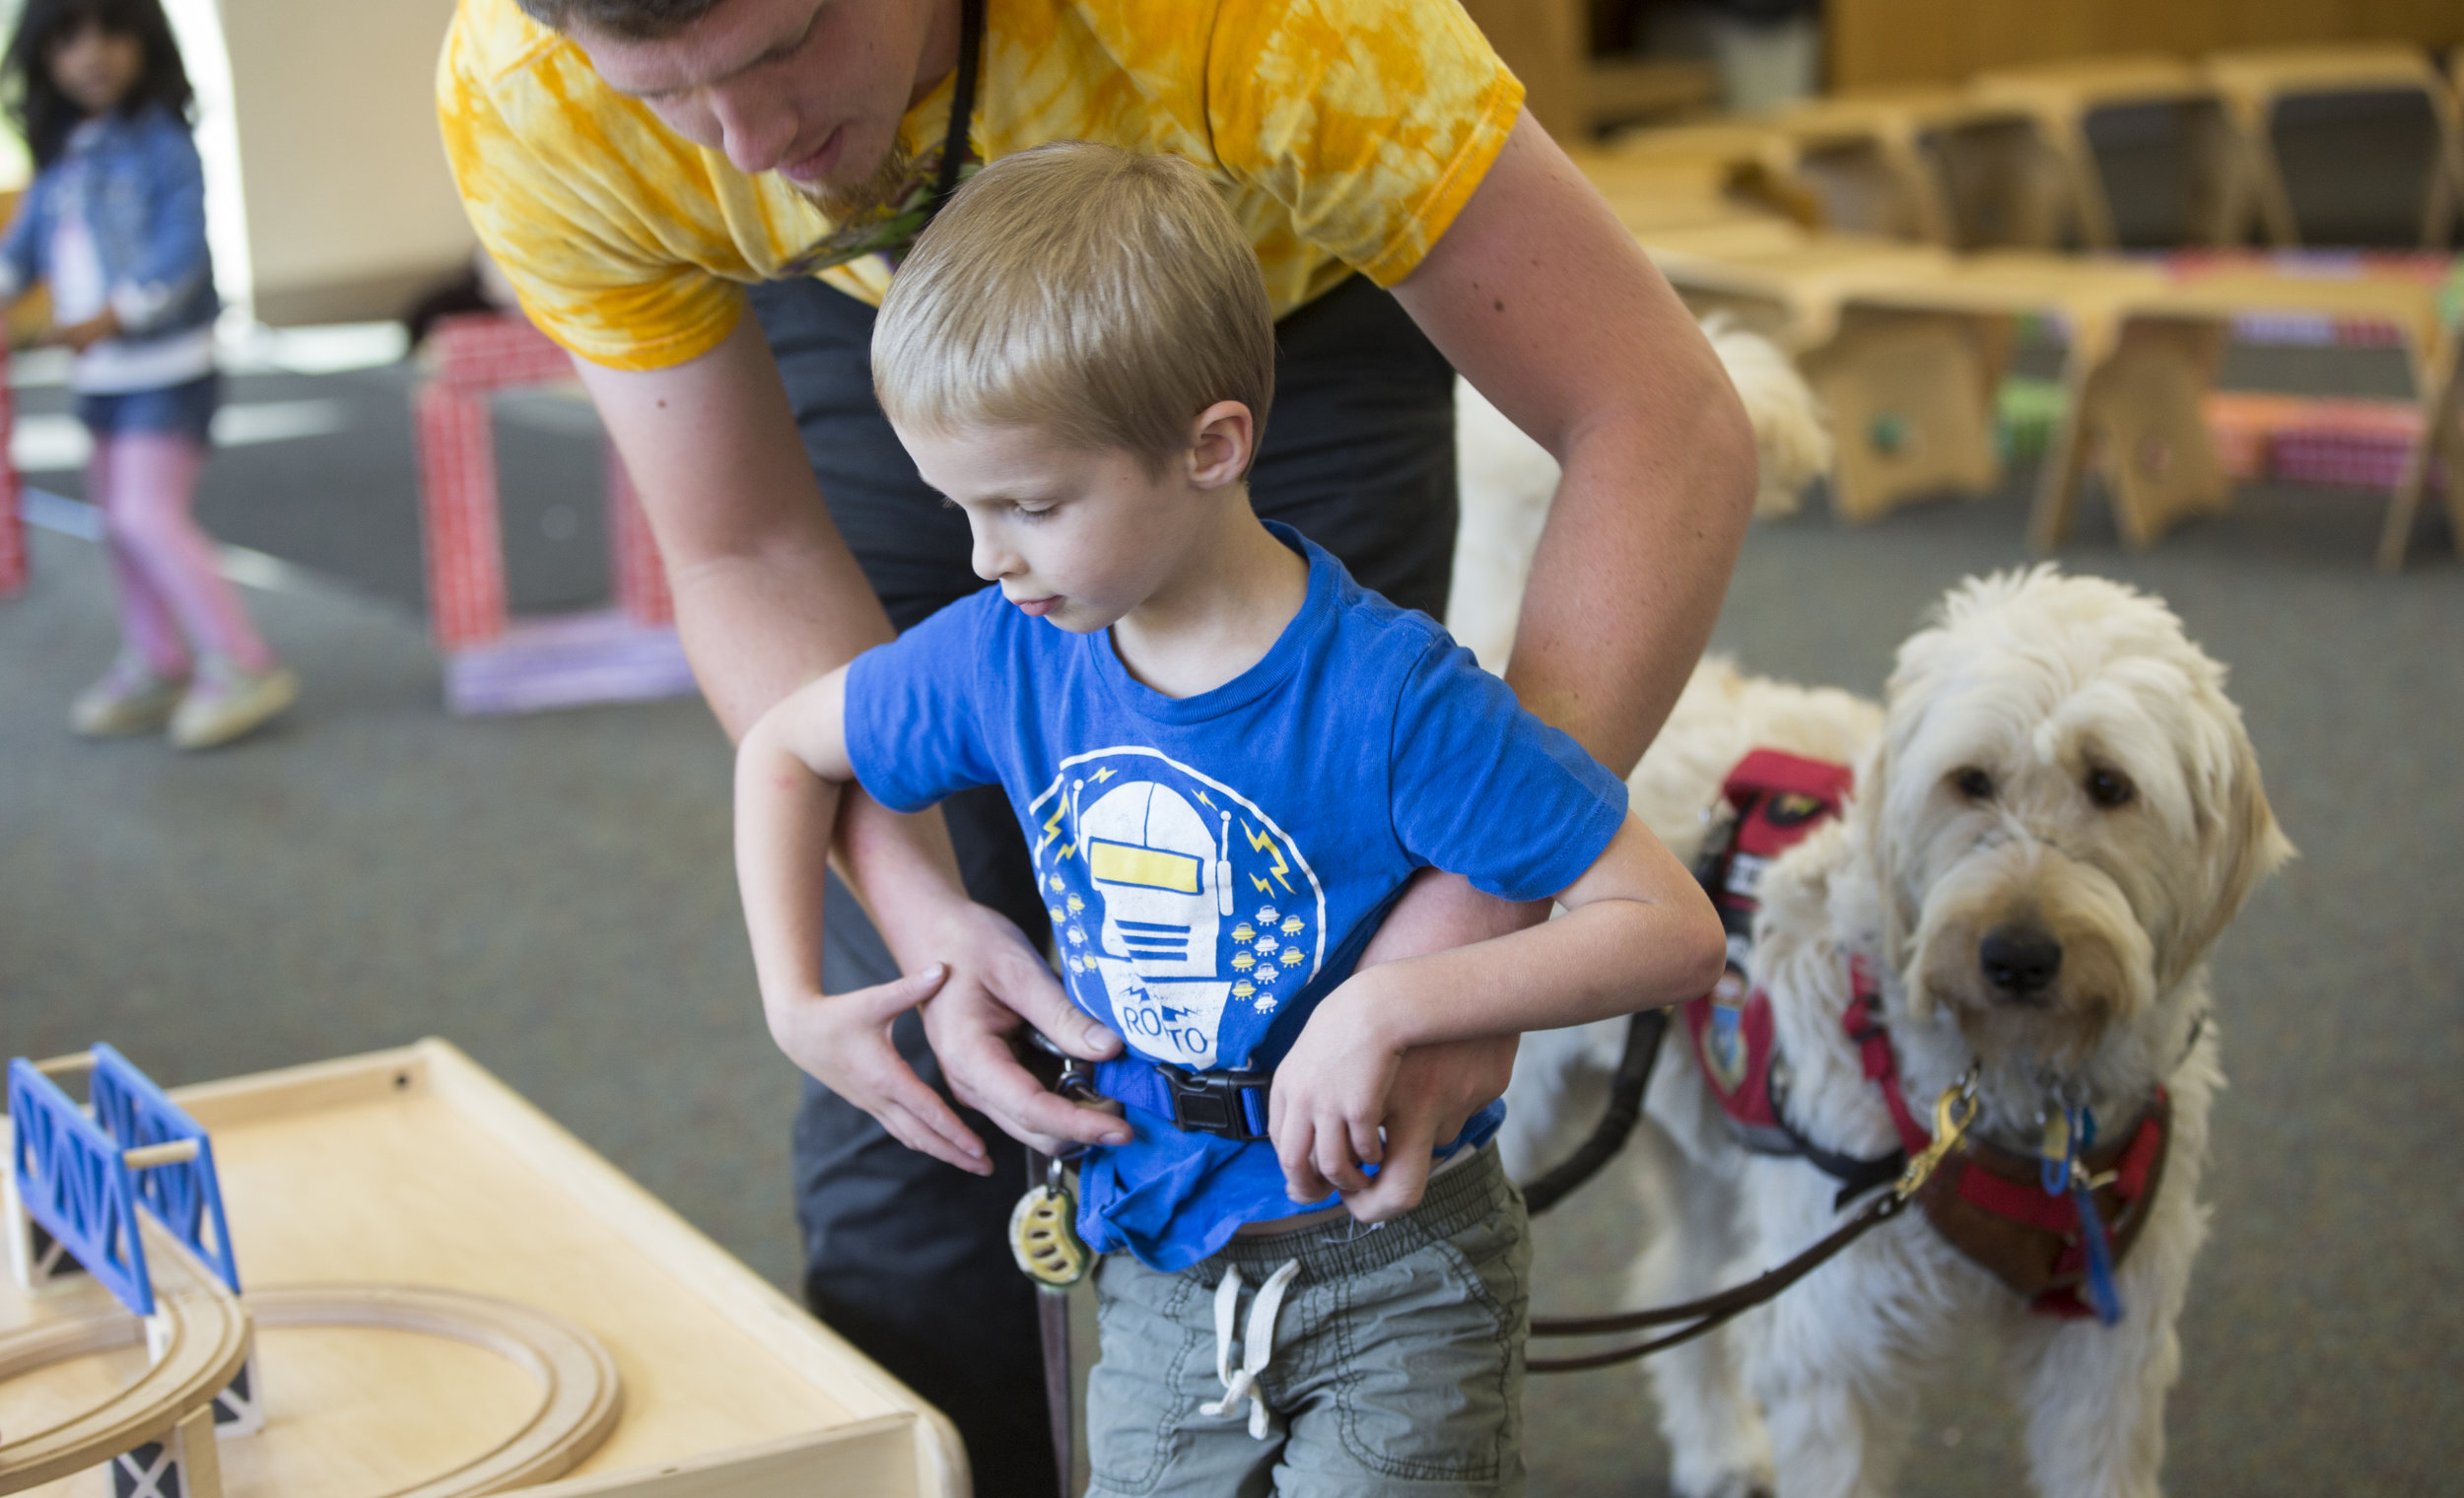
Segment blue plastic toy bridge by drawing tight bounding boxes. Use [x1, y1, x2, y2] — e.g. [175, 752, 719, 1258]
[7, 1044, 241, 1317]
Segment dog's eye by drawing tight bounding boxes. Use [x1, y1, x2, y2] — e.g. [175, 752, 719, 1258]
[2086, 767, 2136, 808]
[1951, 767, 1994, 802]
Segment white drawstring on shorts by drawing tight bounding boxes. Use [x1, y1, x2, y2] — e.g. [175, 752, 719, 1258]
[1198, 1258, 1302, 1439]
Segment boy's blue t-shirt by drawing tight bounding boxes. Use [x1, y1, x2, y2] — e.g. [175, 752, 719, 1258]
[844, 525, 1628, 1270]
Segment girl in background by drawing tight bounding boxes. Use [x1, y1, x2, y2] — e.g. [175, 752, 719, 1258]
[1, 0, 295, 749]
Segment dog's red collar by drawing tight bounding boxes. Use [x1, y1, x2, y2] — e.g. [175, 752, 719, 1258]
[1841, 973, 2171, 1320]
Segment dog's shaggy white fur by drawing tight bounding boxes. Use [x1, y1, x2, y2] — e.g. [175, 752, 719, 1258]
[1502, 570, 2291, 1498]
[1447, 315, 1829, 673]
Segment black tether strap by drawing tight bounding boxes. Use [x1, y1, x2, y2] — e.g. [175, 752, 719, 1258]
[1028, 1146, 1074, 1498]
[1522, 1009, 1667, 1216]
[1529, 1188, 1914, 1371]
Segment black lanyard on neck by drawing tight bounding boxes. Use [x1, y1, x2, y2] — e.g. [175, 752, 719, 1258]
[925, 0, 985, 225]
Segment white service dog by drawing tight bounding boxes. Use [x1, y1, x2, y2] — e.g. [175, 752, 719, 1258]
[1502, 571, 2293, 1498]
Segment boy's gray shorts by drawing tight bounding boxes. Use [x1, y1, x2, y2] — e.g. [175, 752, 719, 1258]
[1085, 1144, 1532, 1498]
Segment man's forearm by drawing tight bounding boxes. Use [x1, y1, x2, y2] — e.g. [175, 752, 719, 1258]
[576, 316, 976, 942]
[1393, 107, 1756, 779]
[671, 545, 984, 953]
[577, 317, 894, 742]
[667, 542, 891, 740]
[1506, 380, 1752, 777]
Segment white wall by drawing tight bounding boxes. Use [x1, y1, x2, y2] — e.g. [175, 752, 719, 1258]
[212, 0, 472, 323]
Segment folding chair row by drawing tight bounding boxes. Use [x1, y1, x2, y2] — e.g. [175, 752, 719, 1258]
[1614, 43, 2464, 253]
[1631, 221, 2461, 569]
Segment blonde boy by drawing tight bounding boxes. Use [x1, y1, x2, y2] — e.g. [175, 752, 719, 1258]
[735, 143, 1723, 1495]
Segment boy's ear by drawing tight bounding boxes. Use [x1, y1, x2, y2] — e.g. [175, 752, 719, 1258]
[1186, 400, 1254, 490]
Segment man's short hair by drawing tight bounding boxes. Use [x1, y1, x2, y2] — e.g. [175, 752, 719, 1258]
[513, 0, 717, 39]
[873, 142, 1274, 472]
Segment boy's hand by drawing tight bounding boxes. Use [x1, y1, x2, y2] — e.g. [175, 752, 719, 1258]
[1319, 867, 1532, 1221]
[52, 309, 118, 352]
[1326, 1037, 1516, 1222]
[910, 900, 1131, 1158]
[1266, 972, 1406, 1210]
[766, 964, 992, 1172]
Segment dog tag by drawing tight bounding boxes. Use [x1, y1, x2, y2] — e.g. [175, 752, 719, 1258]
[2037, 1110, 2072, 1165]
[1011, 1164, 1091, 1289]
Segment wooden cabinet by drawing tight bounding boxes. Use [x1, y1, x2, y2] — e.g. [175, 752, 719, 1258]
[1458, 0, 1717, 139]
[1826, 0, 2464, 94]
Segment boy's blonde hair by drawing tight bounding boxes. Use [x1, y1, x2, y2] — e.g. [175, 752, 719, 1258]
[873, 142, 1274, 472]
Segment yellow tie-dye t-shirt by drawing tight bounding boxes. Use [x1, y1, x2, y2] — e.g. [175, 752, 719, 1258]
[438, 0, 1524, 371]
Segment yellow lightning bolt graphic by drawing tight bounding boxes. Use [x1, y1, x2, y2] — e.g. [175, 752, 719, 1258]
[1091, 767, 1117, 783]
[1196, 789, 1215, 810]
[1037, 802, 1067, 855]
[1244, 824, 1294, 894]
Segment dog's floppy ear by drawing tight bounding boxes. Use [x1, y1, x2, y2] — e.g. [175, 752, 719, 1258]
[1846, 731, 1927, 1007]
[2159, 689, 2295, 990]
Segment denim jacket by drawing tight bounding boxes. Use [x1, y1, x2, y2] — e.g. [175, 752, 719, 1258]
[0, 103, 218, 341]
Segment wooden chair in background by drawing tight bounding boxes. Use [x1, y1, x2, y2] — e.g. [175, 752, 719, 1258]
[1640, 225, 2017, 523]
[1624, 213, 2461, 559]
[1609, 93, 2059, 250]
[1968, 55, 2239, 251]
[2203, 44, 2464, 249]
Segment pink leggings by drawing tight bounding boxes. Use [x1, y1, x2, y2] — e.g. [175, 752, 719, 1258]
[89, 431, 272, 675]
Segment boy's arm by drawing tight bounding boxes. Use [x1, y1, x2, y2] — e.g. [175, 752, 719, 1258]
[1268, 816, 1725, 1215]
[734, 668, 988, 1172]
[737, 665, 1133, 1170]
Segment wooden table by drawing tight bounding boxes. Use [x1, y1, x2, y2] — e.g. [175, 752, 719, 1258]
[1, 1041, 964, 1498]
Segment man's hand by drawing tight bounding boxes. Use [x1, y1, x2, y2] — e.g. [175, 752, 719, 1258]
[766, 964, 988, 1171]
[910, 900, 1130, 1159]
[52, 309, 118, 352]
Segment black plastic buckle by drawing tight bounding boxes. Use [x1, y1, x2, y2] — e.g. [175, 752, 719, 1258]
[1162, 1067, 1273, 1142]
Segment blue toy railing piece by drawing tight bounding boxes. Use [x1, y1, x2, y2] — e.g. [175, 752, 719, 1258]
[7, 1058, 156, 1316]
[88, 1044, 241, 1295]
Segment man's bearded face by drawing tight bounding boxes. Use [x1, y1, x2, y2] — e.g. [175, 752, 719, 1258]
[802, 132, 914, 219]
[572, 0, 937, 206]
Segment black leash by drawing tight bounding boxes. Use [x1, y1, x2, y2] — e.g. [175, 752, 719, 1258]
[1520, 1008, 1668, 1216]
[1529, 1187, 1912, 1372]
[1510, 1004, 1913, 1372]
[1027, 1145, 1074, 1498]
[1527, 1071, 1977, 1373]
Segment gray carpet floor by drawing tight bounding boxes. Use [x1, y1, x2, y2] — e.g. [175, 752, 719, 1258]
[4, 340, 2461, 1494]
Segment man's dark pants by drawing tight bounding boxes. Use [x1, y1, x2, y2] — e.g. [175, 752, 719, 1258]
[750, 272, 1458, 1498]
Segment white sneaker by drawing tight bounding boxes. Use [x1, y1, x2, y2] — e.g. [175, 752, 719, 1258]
[169, 658, 300, 751]
[71, 652, 189, 737]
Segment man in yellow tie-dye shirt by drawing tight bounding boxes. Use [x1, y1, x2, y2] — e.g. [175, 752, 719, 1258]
[440, 2, 1753, 1489]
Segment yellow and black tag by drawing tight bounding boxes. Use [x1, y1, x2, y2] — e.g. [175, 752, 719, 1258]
[1011, 1166, 1091, 1290]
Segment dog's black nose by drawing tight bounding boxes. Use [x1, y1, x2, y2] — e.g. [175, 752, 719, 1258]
[1980, 925, 2063, 998]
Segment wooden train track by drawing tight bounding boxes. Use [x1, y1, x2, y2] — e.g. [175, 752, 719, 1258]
[0, 1217, 251, 1493]
[246, 1283, 623, 1498]
[0, 1270, 620, 1497]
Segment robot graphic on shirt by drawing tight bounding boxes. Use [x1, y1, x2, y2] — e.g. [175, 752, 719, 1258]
[1026, 748, 1324, 1071]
